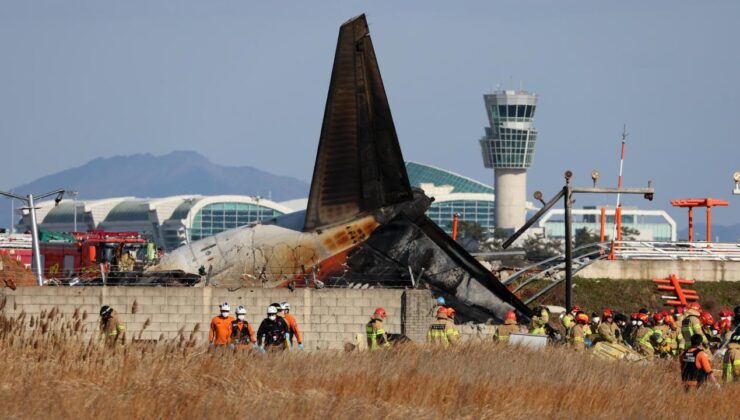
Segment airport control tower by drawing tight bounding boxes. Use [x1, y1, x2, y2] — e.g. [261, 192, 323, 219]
[479, 90, 538, 233]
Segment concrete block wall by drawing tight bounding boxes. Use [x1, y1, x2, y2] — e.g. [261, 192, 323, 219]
[0, 287, 406, 351]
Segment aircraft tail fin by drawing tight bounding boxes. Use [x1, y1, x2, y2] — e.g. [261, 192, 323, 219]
[304, 14, 413, 231]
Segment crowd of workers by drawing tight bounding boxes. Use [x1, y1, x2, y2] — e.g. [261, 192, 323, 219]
[522, 302, 740, 387]
[97, 297, 739, 388]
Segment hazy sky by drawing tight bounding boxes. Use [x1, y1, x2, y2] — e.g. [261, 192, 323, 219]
[1, 1, 739, 227]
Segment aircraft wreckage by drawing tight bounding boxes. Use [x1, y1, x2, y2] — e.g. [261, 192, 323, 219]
[150, 14, 532, 322]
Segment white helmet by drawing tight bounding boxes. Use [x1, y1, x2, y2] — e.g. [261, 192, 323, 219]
[236, 306, 247, 315]
[219, 302, 230, 312]
[267, 306, 278, 315]
[281, 302, 290, 311]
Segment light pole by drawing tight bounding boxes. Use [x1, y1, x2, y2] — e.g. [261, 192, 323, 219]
[71, 190, 80, 232]
[0, 189, 65, 286]
[733, 172, 740, 196]
[502, 170, 654, 312]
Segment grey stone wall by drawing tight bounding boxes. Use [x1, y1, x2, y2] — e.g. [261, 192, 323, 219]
[0, 287, 410, 350]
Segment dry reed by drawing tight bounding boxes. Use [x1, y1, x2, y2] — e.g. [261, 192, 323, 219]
[0, 309, 736, 420]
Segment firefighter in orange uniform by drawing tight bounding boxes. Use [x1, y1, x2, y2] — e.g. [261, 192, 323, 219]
[209, 302, 235, 347]
[281, 302, 304, 350]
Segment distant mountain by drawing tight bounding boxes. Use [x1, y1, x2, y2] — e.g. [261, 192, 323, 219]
[677, 223, 740, 242]
[1, 151, 309, 228]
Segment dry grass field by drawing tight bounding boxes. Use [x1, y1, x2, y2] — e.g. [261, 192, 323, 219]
[0, 306, 737, 419]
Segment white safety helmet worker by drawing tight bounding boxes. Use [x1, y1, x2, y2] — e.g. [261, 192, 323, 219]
[267, 306, 278, 315]
[281, 302, 290, 312]
[236, 305, 246, 321]
[219, 302, 230, 316]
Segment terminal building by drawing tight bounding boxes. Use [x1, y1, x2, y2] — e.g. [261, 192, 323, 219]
[538, 206, 677, 242]
[16, 195, 293, 252]
[16, 164, 516, 251]
[406, 161, 536, 236]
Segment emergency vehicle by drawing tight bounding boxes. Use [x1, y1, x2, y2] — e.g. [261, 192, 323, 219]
[40, 230, 150, 279]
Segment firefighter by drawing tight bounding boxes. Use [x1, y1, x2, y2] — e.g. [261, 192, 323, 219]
[209, 302, 235, 347]
[625, 312, 640, 346]
[256, 305, 289, 352]
[428, 307, 458, 347]
[569, 312, 589, 351]
[445, 307, 461, 344]
[231, 305, 255, 350]
[681, 302, 707, 348]
[99, 305, 125, 344]
[597, 308, 620, 344]
[680, 334, 715, 389]
[561, 305, 580, 336]
[613, 312, 628, 343]
[673, 306, 685, 326]
[652, 312, 671, 357]
[495, 310, 521, 342]
[699, 311, 722, 351]
[366, 307, 391, 351]
[722, 331, 740, 383]
[529, 306, 549, 335]
[280, 302, 304, 350]
[717, 309, 733, 341]
[664, 313, 682, 355]
[634, 313, 655, 358]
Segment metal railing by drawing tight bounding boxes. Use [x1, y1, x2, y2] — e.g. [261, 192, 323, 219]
[612, 240, 740, 261]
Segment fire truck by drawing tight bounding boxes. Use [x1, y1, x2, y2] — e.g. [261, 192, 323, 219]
[40, 230, 151, 279]
[0, 233, 33, 267]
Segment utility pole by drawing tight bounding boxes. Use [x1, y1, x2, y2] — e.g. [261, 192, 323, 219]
[71, 191, 79, 232]
[9, 196, 14, 234]
[0, 189, 65, 286]
[502, 170, 653, 312]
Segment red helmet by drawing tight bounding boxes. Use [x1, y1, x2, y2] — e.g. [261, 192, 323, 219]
[665, 314, 676, 324]
[674, 306, 684, 315]
[603, 308, 613, 318]
[718, 319, 732, 332]
[446, 307, 456, 318]
[719, 308, 732, 318]
[631, 312, 639, 320]
[374, 307, 387, 318]
[505, 310, 516, 321]
[687, 302, 701, 311]
[653, 313, 664, 322]
[576, 313, 589, 324]
[437, 306, 448, 315]
[699, 311, 714, 326]
[571, 305, 581, 313]
[660, 310, 669, 318]
[637, 313, 649, 323]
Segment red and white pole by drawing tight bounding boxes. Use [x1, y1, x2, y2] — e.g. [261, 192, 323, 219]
[609, 127, 627, 259]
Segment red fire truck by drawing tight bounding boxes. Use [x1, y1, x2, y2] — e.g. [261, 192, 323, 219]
[0, 233, 33, 267]
[40, 230, 150, 279]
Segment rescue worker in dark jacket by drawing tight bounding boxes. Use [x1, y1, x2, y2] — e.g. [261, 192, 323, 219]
[231, 305, 255, 349]
[256, 305, 289, 352]
[680, 334, 715, 389]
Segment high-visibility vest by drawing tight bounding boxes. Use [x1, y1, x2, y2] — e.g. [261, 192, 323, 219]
[638, 328, 654, 350]
[428, 322, 449, 346]
[723, 349, 740, 383]
[366, 321, 390, 350]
